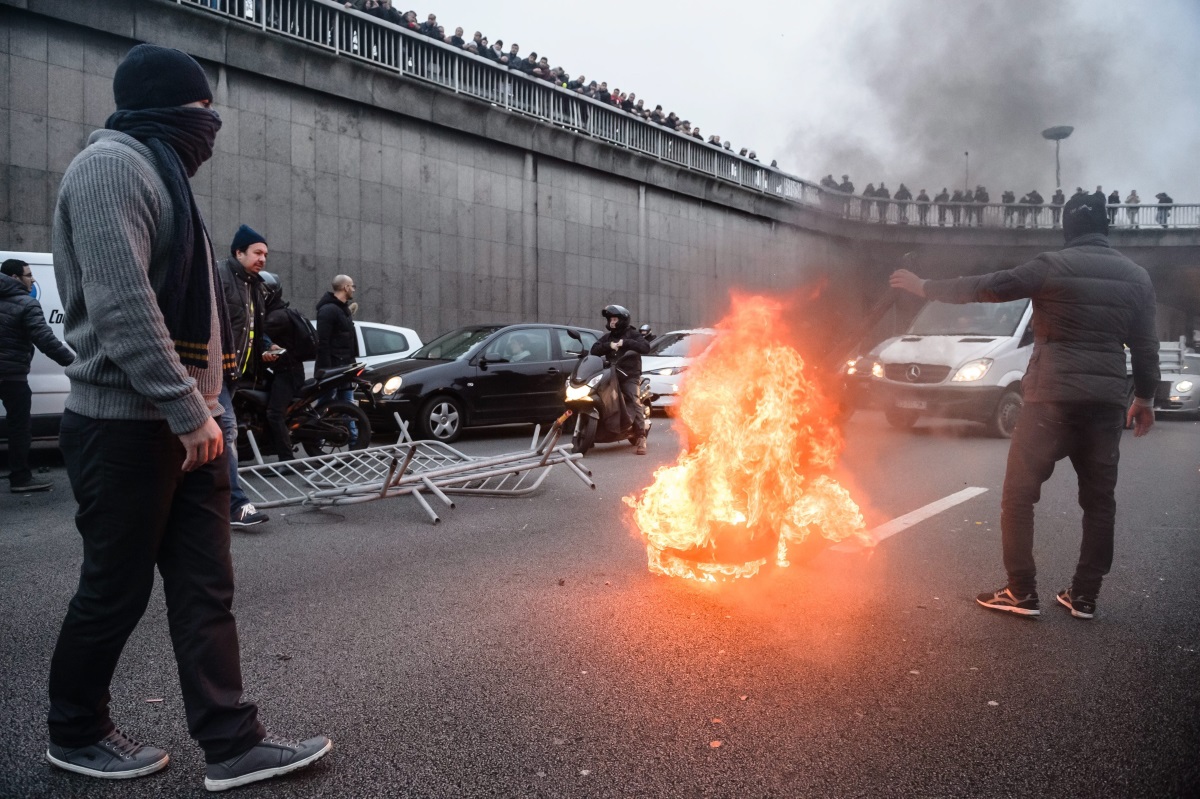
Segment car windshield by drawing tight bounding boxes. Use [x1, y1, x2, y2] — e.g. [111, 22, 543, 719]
[1182, 354, 1200, 374]
[649, 332, 716, 358]
[908, 300, 1029, 336]
[409, 326, 501, 360]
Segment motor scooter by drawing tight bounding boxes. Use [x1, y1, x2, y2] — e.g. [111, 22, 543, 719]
[233, 362, 374, 460]
[563, 340, 651, 456]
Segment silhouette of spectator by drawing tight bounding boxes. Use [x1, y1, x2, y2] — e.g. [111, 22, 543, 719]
[963, 187, 975, 226]
[1050, 188, 1065, 227]
[1107, 189, 1120, 225]
[1027, 189, 1044, 227]
[1072, 187, 1086, 200]
[950, 189, 964, 226]
[934, 188, 949, 225]
[916, 189, 930, 225]
[1125, 190, 1140, 228]
[1156, 192, 1173, 227]
[861, 183, 876, 221]
[875, 182, 891, 223]
[838, 175, 855, 217]
[974, 186, 989, 226]
[1002, 190, 1017, 227]
[894, 183, 912, 224]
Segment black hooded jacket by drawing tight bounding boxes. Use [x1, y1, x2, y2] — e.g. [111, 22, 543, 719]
[315, 291, 356, 371]
[590, 321, 650, 379]
[923, 233, 1159, 405]
[0, 275, 74, 379]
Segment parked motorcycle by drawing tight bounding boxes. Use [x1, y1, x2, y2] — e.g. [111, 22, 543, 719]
[233, 362, 374, 460]
[563, 337, 651, 456]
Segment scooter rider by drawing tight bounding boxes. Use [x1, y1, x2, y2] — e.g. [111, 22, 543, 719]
[590, 304, 650, 455]
[639, 324, 655, 343]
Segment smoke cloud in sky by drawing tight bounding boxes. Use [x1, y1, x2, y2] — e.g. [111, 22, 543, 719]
[424, 0, 1199, 198]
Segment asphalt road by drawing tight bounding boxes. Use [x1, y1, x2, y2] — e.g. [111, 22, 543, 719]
[1, 411, 1198, 798]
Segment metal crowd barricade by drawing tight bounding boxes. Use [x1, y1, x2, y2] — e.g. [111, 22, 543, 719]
[236, 413, 594, 524]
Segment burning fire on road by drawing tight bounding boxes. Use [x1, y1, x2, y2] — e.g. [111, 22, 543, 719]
[624, 294, 870, 581]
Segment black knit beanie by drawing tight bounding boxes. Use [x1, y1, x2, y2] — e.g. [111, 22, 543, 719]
[230, 224, 268, 257]
[113, 44, 213, 111]
[1062, 191, 1109, 242]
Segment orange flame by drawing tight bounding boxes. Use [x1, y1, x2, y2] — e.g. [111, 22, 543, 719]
[624, 294, 868, 581]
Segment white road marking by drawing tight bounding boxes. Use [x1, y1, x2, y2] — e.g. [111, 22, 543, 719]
[832, 486, 990, 552]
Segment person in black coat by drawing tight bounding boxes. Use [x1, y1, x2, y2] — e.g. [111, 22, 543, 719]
[890, 191, 1158, 621]
[894, 183, 913, 224]
[315, 275, 357, 373]
[261, 274, 305, 462]
[589, 304, 650, 454]
[1107, 189, 1120, 225]
[0, 259, 74, 492]
[934, 188, 949, 225]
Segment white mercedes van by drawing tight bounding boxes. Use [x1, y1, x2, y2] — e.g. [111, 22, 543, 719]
[0, 251, 69, 442]
[867, 298, 1033, 437]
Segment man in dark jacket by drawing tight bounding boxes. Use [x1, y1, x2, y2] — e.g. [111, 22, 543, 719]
[889, 191, 1159, 621]
[0, 259, 75, 492]
[934, 188, 949, 225]
[590, 304, 650, 455]
[315, 274, 359, 444]
[261, 273, 305, 462]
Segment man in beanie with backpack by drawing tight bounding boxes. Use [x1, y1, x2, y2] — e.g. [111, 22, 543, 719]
[889, 190, 1159, 622]
[47, 43, 330, 791]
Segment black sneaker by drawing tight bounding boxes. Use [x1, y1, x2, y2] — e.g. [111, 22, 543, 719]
[976, 587, 1041, 616]
[1057, 588, 1097, 620]
[231, 503, 269, 527]
[204, 734, 332, 792]
[46, 728, 169, 780]
[11, 479, 52, 493]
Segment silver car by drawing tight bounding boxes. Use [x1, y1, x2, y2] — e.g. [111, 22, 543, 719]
[640, 328, 719, 411]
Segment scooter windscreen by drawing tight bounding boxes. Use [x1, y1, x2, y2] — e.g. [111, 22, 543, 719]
[568, 354, 607, 386]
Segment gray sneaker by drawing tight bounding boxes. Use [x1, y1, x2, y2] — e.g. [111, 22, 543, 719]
[204, 734, 332, 792]
[46, 728, 169, 780]
[231, 502, 269, 528]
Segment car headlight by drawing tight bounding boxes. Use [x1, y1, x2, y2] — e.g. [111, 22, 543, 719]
[371, 382, 383, 394]
[845, 359, 859, 375]
[646, 366, 686, 377]
[951, 358, 993, 382]
[1175, 380, 1193, 393]
[871, 361, 884, 379]
[380, 376, 403, 397]
[565, 383, 593, 402]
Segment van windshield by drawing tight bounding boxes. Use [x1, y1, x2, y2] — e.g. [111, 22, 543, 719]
[908, 300, 1029, 337]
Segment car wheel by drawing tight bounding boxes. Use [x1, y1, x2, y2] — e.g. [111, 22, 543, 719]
[885, 408, 920, 430]
[989, 390, 1023, 439]
[419, 395, 464, 443]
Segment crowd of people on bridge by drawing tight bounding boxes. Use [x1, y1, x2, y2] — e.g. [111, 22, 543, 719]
[339, 2, 771, 166]
[816, 176, 1179, 228]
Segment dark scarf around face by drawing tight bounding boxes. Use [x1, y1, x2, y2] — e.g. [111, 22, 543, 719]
[104, 106, 237, 379]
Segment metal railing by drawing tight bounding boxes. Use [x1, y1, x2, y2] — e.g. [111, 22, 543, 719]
[178, 0, 1196, 230]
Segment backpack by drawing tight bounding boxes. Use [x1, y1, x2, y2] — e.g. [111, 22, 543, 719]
[266, 304, 319, 362]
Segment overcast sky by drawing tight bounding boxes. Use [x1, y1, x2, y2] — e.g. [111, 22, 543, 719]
[437, 0, 1198, 198]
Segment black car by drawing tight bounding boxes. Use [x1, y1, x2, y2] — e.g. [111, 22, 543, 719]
[362, 323, 604, 442]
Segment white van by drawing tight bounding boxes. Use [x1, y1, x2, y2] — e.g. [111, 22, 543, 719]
[867, 299, 1033, 437]
[0, 251, 422, 442]
[0, 251, 68, 442]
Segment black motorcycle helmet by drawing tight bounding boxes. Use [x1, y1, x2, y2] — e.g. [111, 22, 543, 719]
[601, 304, 632, 326]
[638, 324, 653, 336]
[260, 270, 283, 311]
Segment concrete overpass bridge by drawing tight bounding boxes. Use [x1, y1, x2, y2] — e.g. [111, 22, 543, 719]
[3, 0, 1198, 343]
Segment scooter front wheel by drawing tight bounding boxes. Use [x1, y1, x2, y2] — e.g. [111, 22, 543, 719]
[298, 401, 371, 457]
[572, 415, 597, 456]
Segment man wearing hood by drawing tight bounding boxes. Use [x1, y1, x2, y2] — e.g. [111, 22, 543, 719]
[889, 191, 1158, 622]
[46, 43, 329, 789]
[0, 259, 75, 492]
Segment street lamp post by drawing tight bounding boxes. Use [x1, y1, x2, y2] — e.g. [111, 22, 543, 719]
[1041, 126, 1074, 188]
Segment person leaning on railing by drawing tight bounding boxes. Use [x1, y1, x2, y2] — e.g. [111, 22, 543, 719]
[1125, 190, 1140, 228]
[1156, 192, 1173, 227]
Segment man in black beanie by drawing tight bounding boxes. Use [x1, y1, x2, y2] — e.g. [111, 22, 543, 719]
[48, 43, 330, 790]
[888, 190, 1159, 622]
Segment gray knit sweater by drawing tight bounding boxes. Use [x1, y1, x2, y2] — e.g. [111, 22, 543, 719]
[52, 129, 222, 435]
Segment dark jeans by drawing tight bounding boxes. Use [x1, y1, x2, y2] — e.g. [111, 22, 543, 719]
[0, 378, 33, 484]
[266, 365, 303, 459]
[620, 378, 646, 437]
[49, 411, 264, 763]
[1000, 402, 1124, 597]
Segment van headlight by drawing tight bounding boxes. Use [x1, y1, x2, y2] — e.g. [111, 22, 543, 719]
[1175, 380, 1193, 393]
[646, 366, 687, 377]
[379, 375, 403, 397]
[951, 358, 993, 382]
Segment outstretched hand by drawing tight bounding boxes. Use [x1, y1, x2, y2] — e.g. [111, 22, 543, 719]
[889, 269, 927, 297]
